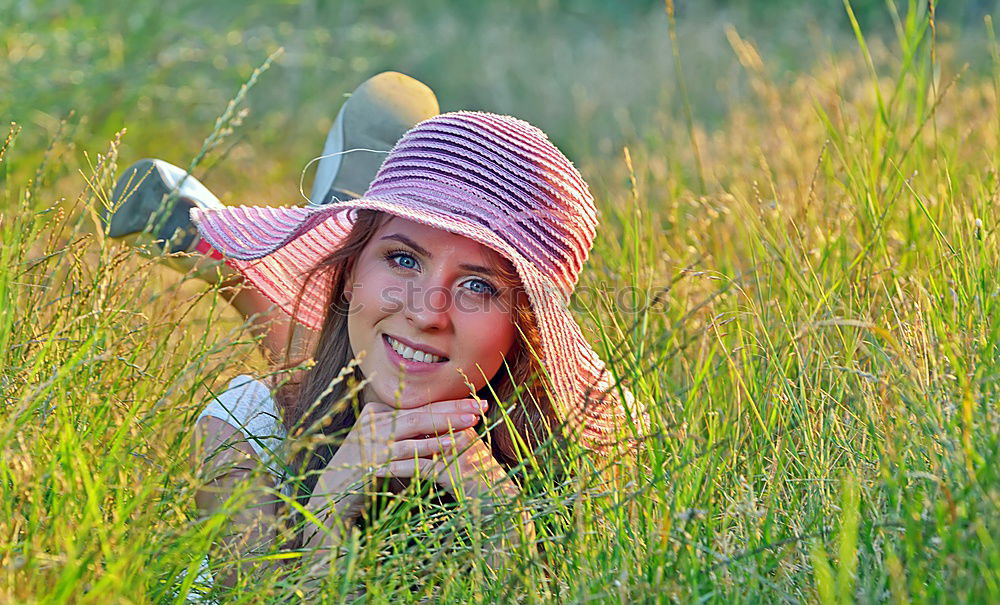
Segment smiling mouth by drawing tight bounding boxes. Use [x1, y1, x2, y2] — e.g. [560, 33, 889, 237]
[384, 335, 449, 364]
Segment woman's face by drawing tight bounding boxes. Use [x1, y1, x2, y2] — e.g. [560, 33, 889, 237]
[346, 217, 518, 408]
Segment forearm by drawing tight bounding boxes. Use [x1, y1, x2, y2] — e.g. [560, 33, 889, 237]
[300, 467, 367, 554]
[480, 490, 537, 565]
[198, 470, 280, 586]
[193, 417, 281, 586]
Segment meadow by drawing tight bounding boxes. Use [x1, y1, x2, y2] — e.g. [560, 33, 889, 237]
[1, 0, 998, 602]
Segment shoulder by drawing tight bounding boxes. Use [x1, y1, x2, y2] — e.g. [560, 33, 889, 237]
[201, 375, 284, 432]
[220, 375, 274, 403]
[198, 375, 288, 467]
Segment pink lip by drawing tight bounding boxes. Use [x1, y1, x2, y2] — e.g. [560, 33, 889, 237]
[382, 335, 449, 375]
[383, 333, 449, 359]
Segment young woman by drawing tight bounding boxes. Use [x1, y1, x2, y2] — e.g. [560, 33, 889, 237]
[109, 97, 641, 584]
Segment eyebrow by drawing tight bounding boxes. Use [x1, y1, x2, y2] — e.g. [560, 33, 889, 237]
[379, 233, 496, 276]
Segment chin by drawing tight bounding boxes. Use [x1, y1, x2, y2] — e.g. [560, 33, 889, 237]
[371, 381, 439, 408]
[374, 378, 471, 409]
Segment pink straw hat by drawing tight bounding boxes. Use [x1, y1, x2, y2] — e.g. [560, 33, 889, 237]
[191, 111, 644, 448]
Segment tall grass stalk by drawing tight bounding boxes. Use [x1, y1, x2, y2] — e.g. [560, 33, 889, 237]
[1, 2, 998, 603]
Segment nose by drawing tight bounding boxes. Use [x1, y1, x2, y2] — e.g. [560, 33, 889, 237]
[405, 282, 452, 331]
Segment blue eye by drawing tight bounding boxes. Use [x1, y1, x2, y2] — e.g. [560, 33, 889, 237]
[464, 278, 498, 297]
[386, 251, 418, 270]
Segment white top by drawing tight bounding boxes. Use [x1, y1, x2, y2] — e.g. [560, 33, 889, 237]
[188, 376, 290, 601]
[196, 375, 288, 480]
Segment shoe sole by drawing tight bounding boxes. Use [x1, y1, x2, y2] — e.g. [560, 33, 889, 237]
[311, 71, 440, 204]
[107, 159, 210, 253]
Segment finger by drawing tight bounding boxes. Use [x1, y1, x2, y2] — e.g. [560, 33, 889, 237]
[388, 434, 462, 460]
[419, 398, 489, 416]
[372, 457, 440, 480]
[439, 430, 502, 480]
[433, 427, 481, 458]
[372, 407, 481, 440]
[434, 428, 480, 456]
[365, 398, 487, 417]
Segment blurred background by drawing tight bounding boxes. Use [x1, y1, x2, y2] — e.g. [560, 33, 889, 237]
[3, 0, 997, 202]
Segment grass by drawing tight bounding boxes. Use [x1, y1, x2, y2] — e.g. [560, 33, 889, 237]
[2, 0, 998, 602]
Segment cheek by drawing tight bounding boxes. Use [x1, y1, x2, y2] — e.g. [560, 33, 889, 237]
[457, 311, 517, 377]
[345, 271, 395, 354]
[348, 269, 402, 321]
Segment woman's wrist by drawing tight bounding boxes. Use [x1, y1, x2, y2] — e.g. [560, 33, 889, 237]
[303, 465, 367, 549]
[478, 486, 537, 563]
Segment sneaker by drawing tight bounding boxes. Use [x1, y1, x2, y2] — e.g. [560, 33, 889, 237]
[104, 158, 233, 280]
[310, 71, 439, 205]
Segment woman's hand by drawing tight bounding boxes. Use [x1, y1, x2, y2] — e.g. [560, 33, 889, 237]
[372, 427, 512, 501]
[303, 397, 488, 548]
[371, 426, 536, 564]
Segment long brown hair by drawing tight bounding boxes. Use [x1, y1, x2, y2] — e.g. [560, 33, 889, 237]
[277, 210, 557, 504]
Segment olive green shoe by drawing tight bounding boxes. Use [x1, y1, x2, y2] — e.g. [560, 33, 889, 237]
[104, 158, 235, 281]
[310, 71, 440, 205]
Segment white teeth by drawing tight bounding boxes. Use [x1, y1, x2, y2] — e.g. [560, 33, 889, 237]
[387, 336, 444, 364]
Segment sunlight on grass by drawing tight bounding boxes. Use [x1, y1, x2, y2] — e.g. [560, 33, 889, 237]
[1, 1, 997, 602]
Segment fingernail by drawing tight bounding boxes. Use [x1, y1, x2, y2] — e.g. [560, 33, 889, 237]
[461, 413, 477, 425]
[439, 437, 452, 447]
[467, 399, 488, 411]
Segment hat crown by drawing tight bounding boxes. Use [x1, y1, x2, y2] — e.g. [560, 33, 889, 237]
[363, 112, 598, 297]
